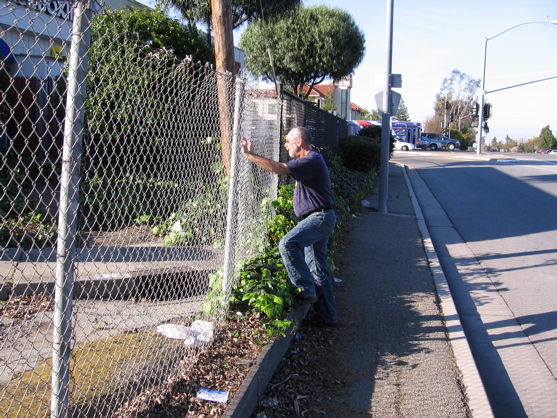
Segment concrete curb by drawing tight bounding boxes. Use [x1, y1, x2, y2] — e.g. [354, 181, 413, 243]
[400, 163, 494, 417]
[223, 305, 309, 417]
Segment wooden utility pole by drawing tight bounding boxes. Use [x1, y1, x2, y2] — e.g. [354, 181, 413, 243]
[211, 0, 235, 74]
[211, 0, 235, 173]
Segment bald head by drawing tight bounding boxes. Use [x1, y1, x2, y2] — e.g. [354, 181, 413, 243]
[288, 127, 312, 145]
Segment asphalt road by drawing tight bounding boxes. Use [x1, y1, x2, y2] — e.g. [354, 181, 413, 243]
[393, 150, 557, 417]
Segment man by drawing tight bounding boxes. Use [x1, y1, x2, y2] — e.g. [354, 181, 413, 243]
[241, 127, 337, 326]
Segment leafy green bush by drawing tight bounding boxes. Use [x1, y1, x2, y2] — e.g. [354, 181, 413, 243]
[231, 247, 294, 337]
[358, 124, 396, 156]
[201, 185, 297, 338]
[262, 184, 297, 247]
[357, 125, 382, 140]
[91, 8, 213, 64]
[448, 128, 473, 151]
[227, 185, 299, 337]
[338, 135, 380, 172]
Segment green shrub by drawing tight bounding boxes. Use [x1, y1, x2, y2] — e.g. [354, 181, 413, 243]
[324, 150, 375, 225]
[358, 125, 382, 139]
[338, 136, 380, 172]
[358, 124, 396, 155]
[263, 184, 297, 247]
[202, 185, 300, 338]
[230, 246, 295, 337]
[448, 128, 473, 151]
[323, 149, 376, 275]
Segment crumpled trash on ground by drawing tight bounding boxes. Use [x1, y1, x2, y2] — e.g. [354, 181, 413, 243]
[156, 320, 214, 346]
[196, 387, 229, 403]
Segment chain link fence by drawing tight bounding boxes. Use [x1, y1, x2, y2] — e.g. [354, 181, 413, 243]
[0, 1, 349, 415]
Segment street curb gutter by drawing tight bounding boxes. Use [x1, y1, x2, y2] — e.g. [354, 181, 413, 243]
[223, 305, 309, 417]
[401, 164, 494, 417]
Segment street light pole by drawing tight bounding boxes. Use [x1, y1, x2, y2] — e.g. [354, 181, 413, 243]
[378, 0, 394, 214]
[477, 37, 488, 154]
[476, 19, 557, 155]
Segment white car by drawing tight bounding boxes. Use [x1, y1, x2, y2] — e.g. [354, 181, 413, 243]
[394, 139, 415, 151]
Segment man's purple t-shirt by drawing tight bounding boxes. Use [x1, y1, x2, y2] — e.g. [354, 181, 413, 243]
[285, 150, 334, 218]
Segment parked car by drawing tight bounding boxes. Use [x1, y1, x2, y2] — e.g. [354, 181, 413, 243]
[547, 149, 557, 154]
[416, 133, 460, 150]
[394, 139, 415, 151]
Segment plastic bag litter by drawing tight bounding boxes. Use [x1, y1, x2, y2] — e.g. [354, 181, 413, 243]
[157, 320, 214, 346]
[190, 320, 214, 343]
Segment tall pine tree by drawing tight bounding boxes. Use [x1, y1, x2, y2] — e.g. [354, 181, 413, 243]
[395, 98, 410, 121]
[539, 125, 556, 149]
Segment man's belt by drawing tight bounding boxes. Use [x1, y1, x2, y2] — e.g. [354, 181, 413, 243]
[300, 207, 332, 220]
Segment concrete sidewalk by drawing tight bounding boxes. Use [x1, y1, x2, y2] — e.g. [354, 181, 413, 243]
[318, 162, 491, 416]
[226, 162, 493, 416]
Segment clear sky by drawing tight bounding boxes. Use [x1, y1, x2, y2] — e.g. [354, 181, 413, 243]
[299, 0, 557, 142]
[138, 0, 557, 142]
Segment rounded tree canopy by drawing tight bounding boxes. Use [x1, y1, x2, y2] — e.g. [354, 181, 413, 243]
[240, 5, 365, 97]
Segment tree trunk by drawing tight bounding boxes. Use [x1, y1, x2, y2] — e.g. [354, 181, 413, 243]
[211, 0, 235, 175]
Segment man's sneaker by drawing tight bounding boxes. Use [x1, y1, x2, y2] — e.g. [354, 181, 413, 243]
[293, 294, 318, 309]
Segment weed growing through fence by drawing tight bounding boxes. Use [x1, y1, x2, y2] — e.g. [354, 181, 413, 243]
[199, 185, 297, 339]
[232, 247, 295, 338]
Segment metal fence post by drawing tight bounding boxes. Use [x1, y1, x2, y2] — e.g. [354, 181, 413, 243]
[51, 1, 94, 416]
[222, 76, 245, 295]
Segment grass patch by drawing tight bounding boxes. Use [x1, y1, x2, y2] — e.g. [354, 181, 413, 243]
[1, 330, 182, 416]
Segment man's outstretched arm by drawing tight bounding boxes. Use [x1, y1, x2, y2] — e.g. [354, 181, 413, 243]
[241, 138, 291, 175]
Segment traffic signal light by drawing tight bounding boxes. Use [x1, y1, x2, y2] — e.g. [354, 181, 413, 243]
[450, 112, 455, 123]
[472, 102, 479, 121]
[445, 100, 449, 110]
[483, 103, 491, 120]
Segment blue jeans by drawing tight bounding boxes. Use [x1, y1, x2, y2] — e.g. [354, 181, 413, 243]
[279, 209, 337, 324]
